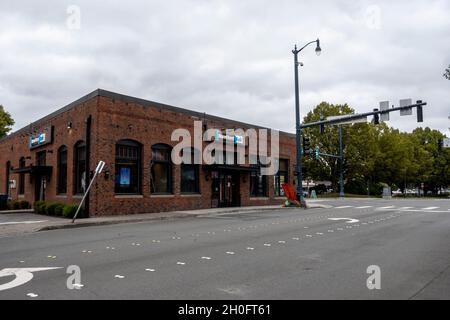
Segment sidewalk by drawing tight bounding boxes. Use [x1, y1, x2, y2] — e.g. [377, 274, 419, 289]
[0, 202, 328, 238]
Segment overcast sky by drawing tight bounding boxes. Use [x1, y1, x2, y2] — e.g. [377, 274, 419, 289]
[1, 0, 449, 135]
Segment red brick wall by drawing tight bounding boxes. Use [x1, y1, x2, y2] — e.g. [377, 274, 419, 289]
[0, 92, 297, 216]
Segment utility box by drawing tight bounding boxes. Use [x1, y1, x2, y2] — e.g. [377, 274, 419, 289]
[0, 194, 8, 210]
[382, 187, 392, 199]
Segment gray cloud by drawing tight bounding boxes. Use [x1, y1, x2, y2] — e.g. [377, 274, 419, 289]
[0, 0, 449, 135]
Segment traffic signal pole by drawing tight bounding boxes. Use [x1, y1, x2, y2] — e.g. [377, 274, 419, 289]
[339, 125, 344, 198]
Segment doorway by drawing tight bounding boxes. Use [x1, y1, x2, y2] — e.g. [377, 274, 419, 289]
[211, 170, 240, 207]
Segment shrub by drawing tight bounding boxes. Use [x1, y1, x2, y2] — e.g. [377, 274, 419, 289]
[46, 203, 64, 216]
[19, 200, 31, 209]
[62, 204, 83, 219]
[33, 201, 47, 215]
[54, 203, 65, 217]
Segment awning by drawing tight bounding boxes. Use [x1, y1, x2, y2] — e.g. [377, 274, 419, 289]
[204, 164, 259, 172]
[11, 165, 52, 175]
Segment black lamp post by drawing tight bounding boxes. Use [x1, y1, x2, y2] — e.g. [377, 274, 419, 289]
[292, 39, 321, 206]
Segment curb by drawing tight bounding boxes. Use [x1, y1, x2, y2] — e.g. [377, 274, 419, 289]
[36, 206, 305, 232]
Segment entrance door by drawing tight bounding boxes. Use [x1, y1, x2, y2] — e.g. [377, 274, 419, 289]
[34, 151, 47, 202]
[212, 171, 240, 207]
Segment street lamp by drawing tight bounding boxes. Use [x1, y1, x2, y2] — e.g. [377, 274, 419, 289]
[292, 38, 321, 207]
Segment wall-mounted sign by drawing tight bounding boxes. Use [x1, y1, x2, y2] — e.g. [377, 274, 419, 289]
[29, 126, 53, 149]
[214, 130, 244, 145]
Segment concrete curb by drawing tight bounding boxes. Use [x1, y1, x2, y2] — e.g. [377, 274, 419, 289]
[36, 205, 318, 232]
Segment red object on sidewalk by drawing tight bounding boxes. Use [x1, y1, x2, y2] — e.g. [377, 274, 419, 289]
[281, 183, 301, 207]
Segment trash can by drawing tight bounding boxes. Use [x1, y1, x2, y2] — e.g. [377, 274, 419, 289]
[0, 194, 8, 210]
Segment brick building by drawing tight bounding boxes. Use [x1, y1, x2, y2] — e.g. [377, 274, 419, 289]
[0, 89, 296, 216]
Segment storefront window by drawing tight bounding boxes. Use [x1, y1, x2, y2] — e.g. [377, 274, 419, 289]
[74, 141, 86, 194]
[181, 148, 200, 194]
[151, 144, 172, 194]
[57, 146, 67, 194]
[18, 157, 25, 195]
[115, 140, 141, 194]
[274, 159, 289, 196]
[250, 170, 267, 197]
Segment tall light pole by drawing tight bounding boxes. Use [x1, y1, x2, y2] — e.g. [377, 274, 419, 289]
[292, 39, 321, 206]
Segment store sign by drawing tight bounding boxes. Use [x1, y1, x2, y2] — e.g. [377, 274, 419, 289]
[214, 130, 244, 145]
[29, 126, 53, 149]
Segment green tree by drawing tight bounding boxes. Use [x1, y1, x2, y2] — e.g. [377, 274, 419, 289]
[0, 105, 14, 138]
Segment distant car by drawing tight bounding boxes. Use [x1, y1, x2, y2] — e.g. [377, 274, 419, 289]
[392, 189, 402, 195]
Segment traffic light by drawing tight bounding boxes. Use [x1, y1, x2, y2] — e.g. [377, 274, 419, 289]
[373, 108, 379, 124]
[416, 100, 423, 122]
[303, 136, 311, 154]
[314, 145, 320, 160]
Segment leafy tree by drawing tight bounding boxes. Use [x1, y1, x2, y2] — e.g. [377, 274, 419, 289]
[0, 105, 14, 138]
[301, 102, 450, 195]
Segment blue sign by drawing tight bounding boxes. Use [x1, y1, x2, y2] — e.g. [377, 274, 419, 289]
[29, 126, 53, 149]
[119, 167, 131, 186]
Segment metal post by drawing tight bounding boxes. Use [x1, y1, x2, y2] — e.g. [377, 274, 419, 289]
[293, 46, 305, 206]
[339, 125, 344, 198]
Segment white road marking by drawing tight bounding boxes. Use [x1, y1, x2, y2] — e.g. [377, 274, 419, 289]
[263, 243, 271, 247]
[327, 230, 334, 232]
[334, 206, 353, 209]
[292, 237, 300, 240]
[246, 247, 255, 250]
[152, 240, 160, 243]
[378, 206, 395, 209]
[0, 267, 62, 291]
[226, 251, 235, 255]
[398, 207, 413, 210]
[26, 293, 38, 298]
[47, 256, 56, 259]
[0, 220, 47, 226]
[305, 234, 312, 237]
[328, 218, 359, 223]
[73, 283, 84, 289]
[201, 257, 212, 260]
[422, 207, 439, 210]
[356, 206, 372, 209]
[316, 232, 323, 235]
[303, 226, 309, 229]
[145, 268, 156, 272]
[114, 275, 125, 279]
[176, 262, 186, 265]
[278, 240, 286, 244]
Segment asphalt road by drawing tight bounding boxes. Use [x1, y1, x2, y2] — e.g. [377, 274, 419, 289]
[0, 198, 449, 299]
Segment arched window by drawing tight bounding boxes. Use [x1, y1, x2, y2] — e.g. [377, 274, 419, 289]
[18, 157, 26, 195]
[115, 139, 142, 194]
[74, 141, 86, 194]
[151, 144, 172, 194]
[57, 146, 68, 194]
[180, 148, 200, 194]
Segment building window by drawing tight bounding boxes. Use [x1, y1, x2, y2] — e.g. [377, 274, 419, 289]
[250, 169, 267, 197]
[274, 159, 289, 196]
[115, 140, 142, 194]
[74, 141, 86, 194]
[18, 157, 25, 195]
[57, 146, 67, 194]
[181, 148, 200, 194]
[151, 144, 172, 194]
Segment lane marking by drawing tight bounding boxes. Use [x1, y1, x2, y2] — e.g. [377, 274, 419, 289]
[263, 243, 271, 247]
[73, 283, 84, 289]
[0, 220, 47, 226]
[356, 206, 372, 209]
[316, 232, 323, 235]
[176, 262, 186, 265]
[246, 247, 255, 250]
[334, 206, 353, 209]
[0, 267, 62, 291]
[201, 257, 212, 260]
[26, 293, 38, 298]
[422, 206, 439, 210]
[145, 268, 156, 272]
[328, 218, 359, 223]
[292, 237, 300, 240]
[226, 251, 235, 255]
[305, 234, 312, 237]
[114, 275, 125, 279]
[278, 240, 286, 244]
[378, 206, 395, 209]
